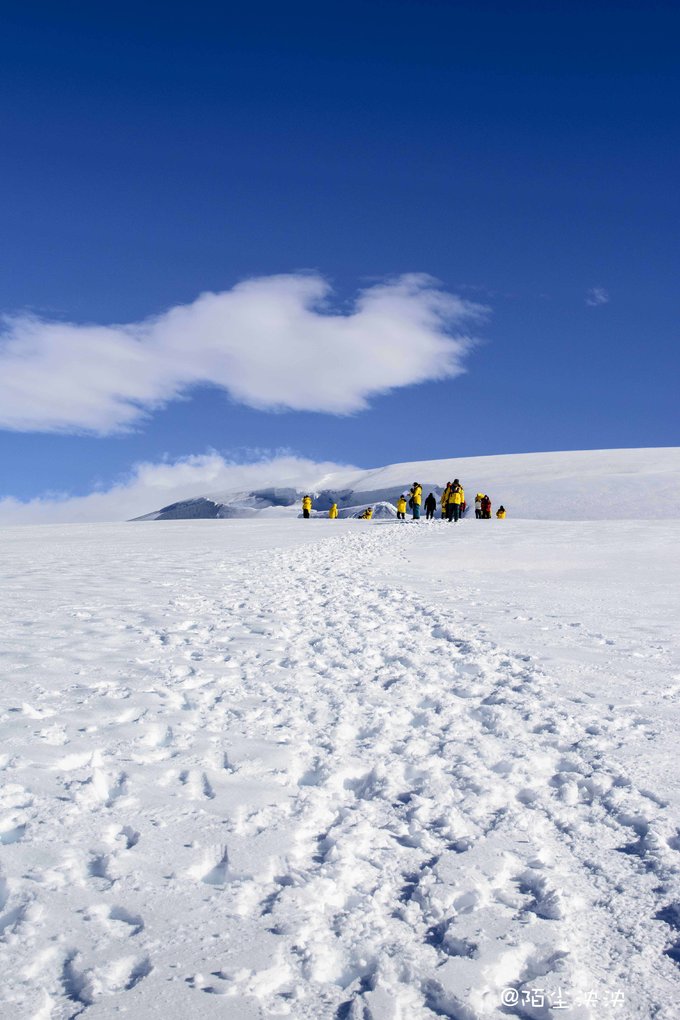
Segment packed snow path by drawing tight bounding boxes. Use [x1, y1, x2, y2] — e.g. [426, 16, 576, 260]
[1, 521, 679, 1019]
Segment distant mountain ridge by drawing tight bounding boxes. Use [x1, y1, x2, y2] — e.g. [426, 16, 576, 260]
[132, 447, 680, 521]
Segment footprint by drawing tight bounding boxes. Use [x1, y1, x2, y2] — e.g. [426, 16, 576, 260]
[117, 825, 140, 849]
[108, 906, 145, 936]
[188, 845, 232, 886]
[667, 830, 680, 852]
[425, 921, 479, 958]
[514, 870, 563, 920]
[87, 903, 145, 937]
[0, 822, 27, 844]
[62, 951, 152, 1004]
[88, 854, 115, 883]
[0, 899, 29, 936]
[179, 770, 216, 800]
[105, 772, 130, 807]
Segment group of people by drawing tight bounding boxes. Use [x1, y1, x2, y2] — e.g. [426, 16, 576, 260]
[471, 493, 506, 518]
[396, 480, 466, 522]
[399, 482, 506, 521]
[302, 485, 506, 521]
[323, 501, 372, 519]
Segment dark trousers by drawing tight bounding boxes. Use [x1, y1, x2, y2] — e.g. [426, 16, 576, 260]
[448, 503, 461, 522]
[303, 509, 310, 518]
[475, 508, 482, 518]
[397, 511, 405, 520]
[426, 508, 435, 519]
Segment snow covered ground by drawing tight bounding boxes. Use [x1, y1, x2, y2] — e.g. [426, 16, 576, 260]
[1, 517, 679, 1019]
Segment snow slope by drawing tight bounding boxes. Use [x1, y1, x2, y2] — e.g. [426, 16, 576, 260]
[1, 516, 679, 1019]
[135, 447, 680, 521]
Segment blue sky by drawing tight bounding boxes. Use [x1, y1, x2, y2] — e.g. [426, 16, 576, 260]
[0, 0, 678, 515]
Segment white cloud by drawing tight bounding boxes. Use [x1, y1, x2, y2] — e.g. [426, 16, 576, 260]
[0, 274, 485, 434]
[585, 286, 610, 307]
[0, 451, 355, 525]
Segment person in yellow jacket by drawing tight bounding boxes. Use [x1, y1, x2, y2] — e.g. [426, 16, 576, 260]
[409, 482, 422, 520]
[446, 479, 465, 523]
[359, 507, 373, 520]
[302, 494, 312, 519]
[496, 506, 506, 519]
[441, 482, 452, 519]
[328, 503, 338, 519]
[396, 495, 407, 521]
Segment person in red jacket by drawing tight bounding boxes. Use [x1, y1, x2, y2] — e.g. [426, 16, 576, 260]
[481, 495, 492, 519]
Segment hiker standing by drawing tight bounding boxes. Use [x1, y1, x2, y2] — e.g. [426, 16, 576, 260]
[410, 482, 422, 520]
[441, 482, 452, 519]
[446, 480, 465, 522]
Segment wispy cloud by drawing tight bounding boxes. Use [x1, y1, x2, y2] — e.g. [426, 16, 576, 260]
[0, 274, 486, 434]
[585, 286, 610, 307]
[0, 451, 355, 525]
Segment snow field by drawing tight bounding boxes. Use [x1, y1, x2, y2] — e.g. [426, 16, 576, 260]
[192, 446, 680, 523]
[0, 519, 679, 1019]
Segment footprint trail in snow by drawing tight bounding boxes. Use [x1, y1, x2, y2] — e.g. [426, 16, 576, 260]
[0, 520, 678, 1019]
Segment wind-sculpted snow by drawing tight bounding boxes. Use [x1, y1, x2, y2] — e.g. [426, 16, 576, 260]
[0, 518, 679, 1018]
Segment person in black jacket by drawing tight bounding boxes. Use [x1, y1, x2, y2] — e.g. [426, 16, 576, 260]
[424, 492, 437, 520]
